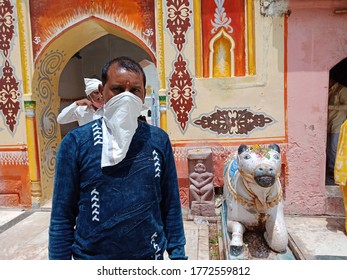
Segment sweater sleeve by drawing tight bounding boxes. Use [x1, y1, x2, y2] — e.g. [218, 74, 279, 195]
[160, 136, 188, 260]
[57, 102, 79, 124]
[48, 133, 80, 260]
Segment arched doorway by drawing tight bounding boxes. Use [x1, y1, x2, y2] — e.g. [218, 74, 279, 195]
[326, 58, 347, 188]
[31, 18, 156, 203]
[58, 34, 153, 138]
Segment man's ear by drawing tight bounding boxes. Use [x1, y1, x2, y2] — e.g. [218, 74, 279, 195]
[141, 89, 146, 103]
[98, 84, 103, 96]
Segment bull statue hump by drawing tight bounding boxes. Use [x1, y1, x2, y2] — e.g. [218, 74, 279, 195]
[223, 144, 288, 256]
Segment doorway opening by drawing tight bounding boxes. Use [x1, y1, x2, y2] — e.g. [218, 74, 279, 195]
[58, 34, 154, 138]
[325, 57, 347, 188]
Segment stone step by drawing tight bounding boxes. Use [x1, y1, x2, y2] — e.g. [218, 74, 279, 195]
[326, 185, 345, 216]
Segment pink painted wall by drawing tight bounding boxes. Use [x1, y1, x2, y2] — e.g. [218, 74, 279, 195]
[286, 0, 347, 214]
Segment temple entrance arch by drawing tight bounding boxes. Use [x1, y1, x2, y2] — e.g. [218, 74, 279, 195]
[58, 34, 153, 138]
[31, 18, 156, 204]
[325, 57, 347, 186]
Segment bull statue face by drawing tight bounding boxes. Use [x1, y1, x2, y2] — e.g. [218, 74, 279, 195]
[237, 144, 281, 188]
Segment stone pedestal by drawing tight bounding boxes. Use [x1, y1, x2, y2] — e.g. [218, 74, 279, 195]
[220, 201, 296, 260]
[191, 201, 215, 217]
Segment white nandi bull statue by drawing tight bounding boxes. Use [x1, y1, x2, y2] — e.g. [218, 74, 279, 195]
[223, 144, 288, 256]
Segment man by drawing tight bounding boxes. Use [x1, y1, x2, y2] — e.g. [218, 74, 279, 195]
[49, 56, 187, 260]
[57, 78, 104, 126]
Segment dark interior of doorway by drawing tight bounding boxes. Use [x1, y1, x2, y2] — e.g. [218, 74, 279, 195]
[325, 57, 347, 186]
[58, 34, 153, 138]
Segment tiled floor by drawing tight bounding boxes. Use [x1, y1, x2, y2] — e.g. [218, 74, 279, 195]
[1, 204, 345, 261]
[0, 210, 50, 260]
[285, 215, 347, 260]
[0, 207, 209, 260]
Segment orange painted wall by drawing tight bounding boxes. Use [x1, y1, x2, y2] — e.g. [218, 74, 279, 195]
[0, 147, 31, 208]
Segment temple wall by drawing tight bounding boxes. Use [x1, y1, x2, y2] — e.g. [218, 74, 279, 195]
[0, 0, 346, 215]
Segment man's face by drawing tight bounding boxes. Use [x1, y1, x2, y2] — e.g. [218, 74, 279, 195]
[89, 91, 103, 102]
[100, 64, 145, 104]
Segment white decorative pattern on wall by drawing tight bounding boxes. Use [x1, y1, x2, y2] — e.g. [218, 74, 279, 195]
[0, 151, 29, 165]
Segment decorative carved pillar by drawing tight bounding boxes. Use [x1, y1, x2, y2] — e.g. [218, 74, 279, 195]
[188, 148, 215, 217]
[159, 94, 167, 132]
[24, 100, 42, 206]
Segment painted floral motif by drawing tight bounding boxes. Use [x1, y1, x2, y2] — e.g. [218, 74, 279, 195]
[168, 54, 195, 131]
[0, 0, 20, 134]
[211, 0, 233, 34]
[0, 60, 20, 133]
[0, 0, 15, 57]
[166, 0, 191, 52]
[166, 0, 195, 131]
[193, 108, 273, 136]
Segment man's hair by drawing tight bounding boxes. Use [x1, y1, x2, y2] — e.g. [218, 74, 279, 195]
[101, 56, 146, 88]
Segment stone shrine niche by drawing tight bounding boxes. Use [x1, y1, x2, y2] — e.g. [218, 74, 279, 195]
[188, 148, 215, 217]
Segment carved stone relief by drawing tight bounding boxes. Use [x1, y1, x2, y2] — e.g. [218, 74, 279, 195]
[188, 148, 215, 217]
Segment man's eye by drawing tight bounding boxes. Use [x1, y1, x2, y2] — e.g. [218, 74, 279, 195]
[131, 88, 141, 94]
[112, 87, 124, 93]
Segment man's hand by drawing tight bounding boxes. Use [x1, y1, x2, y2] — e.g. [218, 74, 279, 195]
[75, 98, 92, 108]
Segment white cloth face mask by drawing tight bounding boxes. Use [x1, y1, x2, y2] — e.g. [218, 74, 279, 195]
[101, 91, 143, 168]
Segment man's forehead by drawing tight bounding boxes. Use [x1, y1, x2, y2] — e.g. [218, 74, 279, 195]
[109, 80, 143, 87]
[110, 65, 141, 76]
[109, 71, 143, 85]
